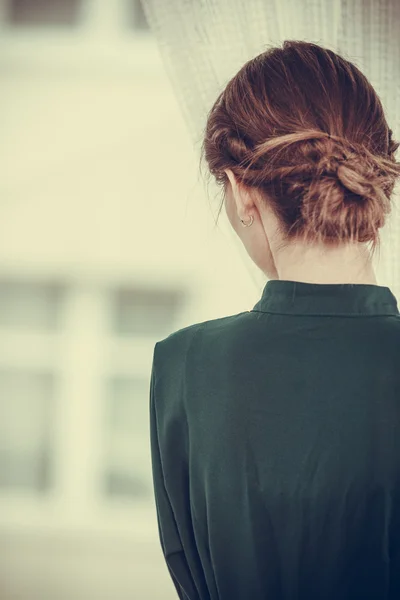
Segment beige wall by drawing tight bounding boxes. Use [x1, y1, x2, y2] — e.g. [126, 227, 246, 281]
[0, 1, 260, 599]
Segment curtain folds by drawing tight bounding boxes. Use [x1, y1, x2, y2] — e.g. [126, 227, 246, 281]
[143, 0, 400, 297]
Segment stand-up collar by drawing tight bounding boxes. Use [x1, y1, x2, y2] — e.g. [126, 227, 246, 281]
[251, 279, 399, 317]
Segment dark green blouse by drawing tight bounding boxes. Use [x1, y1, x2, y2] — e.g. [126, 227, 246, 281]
[149, 280, 400, 600]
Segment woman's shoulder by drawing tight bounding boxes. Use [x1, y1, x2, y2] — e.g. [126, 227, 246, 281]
[155, 310, 252, 356]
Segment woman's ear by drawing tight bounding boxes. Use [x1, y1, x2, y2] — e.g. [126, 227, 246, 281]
[224, 169, 238, 195]
[224, 169, 252, 217]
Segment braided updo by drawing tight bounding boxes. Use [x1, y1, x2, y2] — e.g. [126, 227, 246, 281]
[202, 40, 400, 254]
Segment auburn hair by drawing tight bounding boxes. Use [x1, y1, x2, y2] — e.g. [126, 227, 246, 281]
[201, 40, 400, 255]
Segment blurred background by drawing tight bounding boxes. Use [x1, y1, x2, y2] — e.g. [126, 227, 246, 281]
[0, 1, 260, 599]
[0, 1, 399, 600]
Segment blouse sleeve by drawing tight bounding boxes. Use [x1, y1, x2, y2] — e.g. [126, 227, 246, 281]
[149, 344, 198, 600]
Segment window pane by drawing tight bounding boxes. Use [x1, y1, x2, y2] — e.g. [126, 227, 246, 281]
[0, 279, 65, 330]
[0, 369, 56, 492]
[111, 286, 183, 336]
[103, 376, 151, 499]
[9, 0, 82, 26]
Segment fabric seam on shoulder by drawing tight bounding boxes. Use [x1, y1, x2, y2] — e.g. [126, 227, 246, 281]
[250, 309, 400, 319]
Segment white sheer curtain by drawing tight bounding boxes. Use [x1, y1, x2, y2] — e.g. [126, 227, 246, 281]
[143, 0, 400, 299]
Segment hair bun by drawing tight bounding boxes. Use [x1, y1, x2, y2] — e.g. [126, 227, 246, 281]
[300, 135, 398, 243]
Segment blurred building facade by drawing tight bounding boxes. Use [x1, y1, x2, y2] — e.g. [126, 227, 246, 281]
[0, 1, 258, 598]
